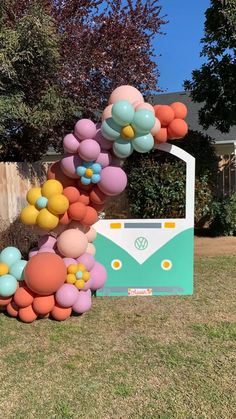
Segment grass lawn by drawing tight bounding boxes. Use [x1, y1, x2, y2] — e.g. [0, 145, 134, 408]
[0, 256, 236, 419]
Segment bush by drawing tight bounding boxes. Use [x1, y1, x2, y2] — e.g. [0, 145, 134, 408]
[210, 193, 236, 236]
[0, 217, 38, 259]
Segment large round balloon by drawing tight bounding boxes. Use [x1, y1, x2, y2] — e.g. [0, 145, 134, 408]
[74, 119, 97, 141]
[98, 167, 127, 196]
[57, 229, 88, 258]
[24, 253, 66, 295]
[108, 85, 144, 105]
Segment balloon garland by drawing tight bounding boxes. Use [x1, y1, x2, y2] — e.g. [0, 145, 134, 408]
[0, 85, 188, 322]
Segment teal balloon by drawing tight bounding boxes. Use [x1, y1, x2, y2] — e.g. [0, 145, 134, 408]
[101, 118, 120, 141]
[0, 274, 17, 297]
[9, 260, 27, 281]
[112, 101, 135, 126]
[133, 109, 155, 133]
[133, 134, 154, 153]
[36, 196, 48, 209]
[0, 247, 21, 267]
[113, 138, 133, 158]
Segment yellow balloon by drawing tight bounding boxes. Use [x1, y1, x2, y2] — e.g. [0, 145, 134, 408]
[83, 271, 90, 282]
[0, 263, 9, 276]
[36, 208, 59, 230]
[47, 194, 69, 215]
[67, 264, 78, 274]
[77, 263, 86, 272]
[66, 274, 76, 284]
[20, 205, 39, 225]
[75, 279, 85, 289]
[26, 187, 42, 205]
[41, 180, 63, 199]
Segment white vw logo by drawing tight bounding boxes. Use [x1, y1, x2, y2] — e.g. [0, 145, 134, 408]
[134, 237, 149, 250]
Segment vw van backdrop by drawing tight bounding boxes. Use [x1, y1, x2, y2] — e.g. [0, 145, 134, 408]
[94, 143, 195, 296]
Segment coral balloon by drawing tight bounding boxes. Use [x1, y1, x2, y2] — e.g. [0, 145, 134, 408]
[47, 162, 76, 188]
[51, 304, 72, 321]
[167, 119, 188, 139]
[78, 190, 90, 206]
[170, 102, 187, 119]
[68, 202, 87, 221]
[63, 187, 80, 204]
[0, 296, 12, 307]
[80, 207, 98, 226]
[154, 105, 175, 127]
[74, 119, 96, 141]
[19, 305, 37, 323]
[154, 127, 168, 144]
[90, 186, 106, 205]
[108, 85, 144, 105]
[24, 253, 66, 295]
[57, 229, 88, 258]
[14, 286, 34, 308]
[7, 301, 19, 317]
[98, 167, 127, 196]
[33, 295, 55, 315]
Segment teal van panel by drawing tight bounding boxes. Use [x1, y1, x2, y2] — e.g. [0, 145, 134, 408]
[95, 228, 194, 296]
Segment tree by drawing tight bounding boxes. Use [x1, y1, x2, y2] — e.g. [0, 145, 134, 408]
[0, 0, 165, 161]
[0, 1, 76, 161]
[184, 0, 236, 133]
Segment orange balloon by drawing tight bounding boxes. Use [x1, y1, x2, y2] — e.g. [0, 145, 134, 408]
[63, 186, 80, 204]
[47, 162, 76, 188]
[19, 305, 38, 323]
[167, 119, 188, 139]
[51, 304, 72, 321]
[154, 105, 175, 127]
[0, 296, 12, 307]
[81, 206, 98, 226]
[154, 127, 168, 144]
[59, 211, 70, 225]
[33, 295, 55, 315]
[90, 186, 106, 205]
[24, 253, 67, 295]
[6, 301, 19, 317]
[14, 286, 35, 308]
[68, 202, 87, 221]
[78, 191, 90, 206]
[170, 102, 187, 119]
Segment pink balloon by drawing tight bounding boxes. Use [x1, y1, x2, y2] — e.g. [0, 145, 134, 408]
[78, 139, 101, 161]
[60, 154, 82, 179]
[85, 227, 97, 242]
[86, 243, 96, 255]
[98, 166, 127, 196]
[63, 257, 77, 267]
[38, 235, 57, 249]
[63, 133, 80, 153]
[102, 104, 113, 121]
[38, 247, 55, 254]
[29, 248, 38, 258]
[57, 229, 88, 258]
[56, 284, 79, 308]
[90, 262, 107, 291]
[74, 119, 96, 141]
[72, 289, 92, 314]
[77, 253, 95, 271]
[135, 102, 155, 114]
[108, 85, 144, 105]
[151, 118, 161, 136]
[94, 128, 113, 150]
[95, 150, 112, 168]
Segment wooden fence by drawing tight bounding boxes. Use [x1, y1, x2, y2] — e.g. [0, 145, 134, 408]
[0, 162, 48, 225]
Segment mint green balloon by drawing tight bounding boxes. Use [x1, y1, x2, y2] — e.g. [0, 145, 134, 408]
[9, 260, 27, 281]
[113, 138, 133, 158]
[101, 118, 120, 141]
[0, 247, 21, 267]
[133, 109, 155, 133]
[112, 101, 135, 126]
[133, 134, 154, 153]
[0, 274, 17, 297]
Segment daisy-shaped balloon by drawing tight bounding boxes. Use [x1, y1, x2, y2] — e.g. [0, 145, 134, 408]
[76, 162, 102, 185]
[20, 180, 69, 231]
[101, 100, 156, 158]
[0, 247, 27, 297]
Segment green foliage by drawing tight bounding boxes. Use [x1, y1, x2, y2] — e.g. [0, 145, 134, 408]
[184, 0, 236, 132]
[0, 2, 77, 161]
[210, 193, 236, 236]
[124, 130, 218, 227]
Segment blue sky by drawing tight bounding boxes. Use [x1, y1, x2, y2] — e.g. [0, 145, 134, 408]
[156, 0, 210, 92]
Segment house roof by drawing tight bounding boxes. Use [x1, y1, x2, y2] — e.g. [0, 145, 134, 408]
[151, 91, 236, 144]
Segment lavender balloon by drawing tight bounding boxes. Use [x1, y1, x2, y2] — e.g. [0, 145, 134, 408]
[95, 127, 113, 150]
[74, 119, 96, 141]
[63, 133, 80, 153]
[56, 284, 79, 308]
[77, 252, 95, 271]
[60, 154, 82, 178]
[90, 262, 107, 291]
[28, 248, 38, 259]
[96, 151, 112, 168]
[78, 139, 101, 161]
[73, 289, 92, 314]
[38, 235, 57, 249]
[38, 247, 55, 254]
[63, 257, 77, 267]
[98, 166, 127, 196]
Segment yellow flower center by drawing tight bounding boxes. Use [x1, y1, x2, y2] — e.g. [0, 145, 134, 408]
[0, 263, 9, 276]
[85, 168, 93, 177]
[121, 124, 135, 140]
